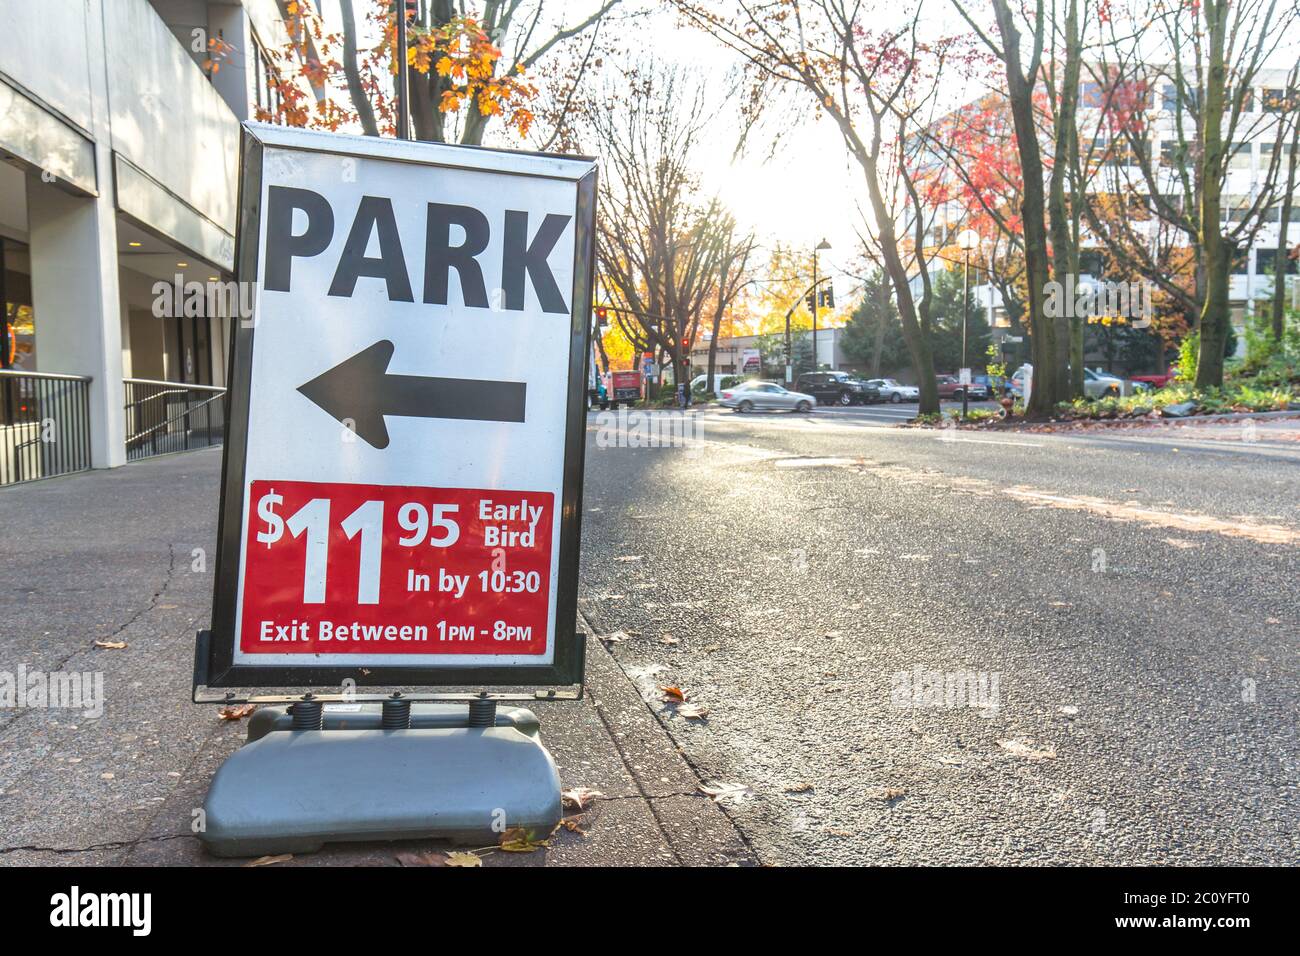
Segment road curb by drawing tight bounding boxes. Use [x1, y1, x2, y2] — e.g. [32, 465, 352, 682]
[577, 610, 758, 866]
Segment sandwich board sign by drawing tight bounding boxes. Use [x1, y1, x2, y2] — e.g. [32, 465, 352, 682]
[198, 123, 597, 693]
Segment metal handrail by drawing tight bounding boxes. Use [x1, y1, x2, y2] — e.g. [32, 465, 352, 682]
[126, 391, 226, 446]
[0, 368, 93, 383]
[123, 376, 225, 394]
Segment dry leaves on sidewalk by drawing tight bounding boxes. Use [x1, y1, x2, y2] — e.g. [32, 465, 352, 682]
[243, 854, 293, 867]
[498, 827, 549, 853]
[998, 738, 1057, 761]
[218, 703, 257, 721]
[676, 703, 710, 720]
[658, 685, 686, 702]
[561, 787, 605, 811]
[395, 850, 483, 868]
[699, 781, 752, 804]
[94, 640, 128, 650]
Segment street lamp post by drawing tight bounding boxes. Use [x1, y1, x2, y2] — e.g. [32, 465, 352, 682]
[395, 1, 410, 140]
[812, 239, 831, 375]
[956, 229, 981, 420]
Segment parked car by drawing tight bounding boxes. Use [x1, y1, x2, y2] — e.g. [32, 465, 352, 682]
[1006, 364, 1031, 398]
[795, 372, 881, 406]
[1129, 372, 1178, 390]
[865, 378, 920, 403]
[936, 374, 993, 401]
[719, 382, 815, 413]
[1084, 368, 1131, 398]
[1003, 365, 1131, 399]
[690, 373, 740, 395]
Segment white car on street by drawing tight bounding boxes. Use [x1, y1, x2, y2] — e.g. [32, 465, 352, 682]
[866, 378, 920, 403]
[1006, 365, 1130, 399]
[1084, 368, 1130, 398]
[718, 381, 816, 413]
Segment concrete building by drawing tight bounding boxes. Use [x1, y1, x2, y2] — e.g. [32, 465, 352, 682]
[689, 328, 854, 379]
[0, 0, 313, 480]
[915, 69, 1300, 358]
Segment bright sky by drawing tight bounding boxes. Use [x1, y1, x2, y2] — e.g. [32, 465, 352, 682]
[624, 4, 882, 296]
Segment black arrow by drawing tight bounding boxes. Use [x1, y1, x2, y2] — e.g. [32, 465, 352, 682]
[297, 340, 526, 449]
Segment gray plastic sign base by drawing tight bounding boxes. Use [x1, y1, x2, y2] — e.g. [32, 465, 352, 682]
[246, 702, 541, 741]
[199, 725, 562, 858]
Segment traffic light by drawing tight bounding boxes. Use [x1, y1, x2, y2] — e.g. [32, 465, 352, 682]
[819, 287, 835, 309]
[805, 291, 817, 313]
[682, 336, 691, 351]
[594, 305, 609, 325]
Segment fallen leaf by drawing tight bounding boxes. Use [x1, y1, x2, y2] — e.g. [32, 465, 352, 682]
[937, 755, 963, 766]
[658, 685, 686, 703]
[615, 555, 643, 562]
[561, 787, 604, 811]
[876, 787, 906, 801]
[599, 630, 629, 644]
[244, 854, 293, 867]
[1058, 705, 1080, 718]
[218, 703, 257, 721]
[558, 818, 586, 835]
[498, 827, 549, 852]
[95, 640, 128, 650]
[396, 851, 447, 867]
[677, 703, 710, 720]
[784, 782, 814, 793]
[444, 851, 483, 868]
[999, 738, 1057, 761]
[659, 634, 679, 645]
[699, 781, 752, 804]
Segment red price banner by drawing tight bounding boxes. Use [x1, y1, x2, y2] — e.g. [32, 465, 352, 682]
[240, 479, 553, 656]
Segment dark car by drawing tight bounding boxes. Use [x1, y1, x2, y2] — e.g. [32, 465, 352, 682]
[795, 372, 882, 406]
[935, 374, 992, 401]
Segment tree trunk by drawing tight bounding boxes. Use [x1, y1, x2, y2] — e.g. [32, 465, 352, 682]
[340, 0, 379, 136]
[855, 165, 938, 413]
[991, 0, 1058, 417]
[1195, 0, 1230, 389]
[1048, 0, 1082, 401]
[1270, 114, 1299, 343]
[870, 279, 889, 378]
[706, 318, 721, 396]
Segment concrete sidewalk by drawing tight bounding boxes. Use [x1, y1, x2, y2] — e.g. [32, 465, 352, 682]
[0, 449, 752, 867]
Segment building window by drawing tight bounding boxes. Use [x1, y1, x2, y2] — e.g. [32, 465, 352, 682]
[1261, 88, 1291, 113]
[252, 31, 282, 120]
[1229, 142, 1252, 171]
[1224, 197, 1253, 223]
[1256, 249, 1298, 275]
[1261, 141, 1296, 171]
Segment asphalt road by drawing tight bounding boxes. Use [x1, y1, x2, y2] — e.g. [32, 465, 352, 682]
[578, 404, 1299, 864]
